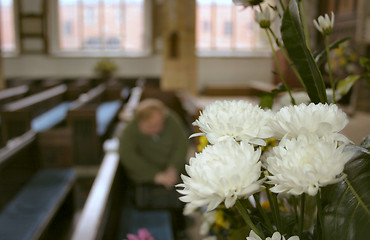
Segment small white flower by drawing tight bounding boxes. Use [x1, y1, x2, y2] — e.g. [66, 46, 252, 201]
[191, 100, 274, 146]
[271, 103, 349, 143]
[246, 230, 300, 240]
[254, 7, 272, 28]
[266, 135, 354, 196]
[177, 140, 263, 211]
[313, 12, 335, 35]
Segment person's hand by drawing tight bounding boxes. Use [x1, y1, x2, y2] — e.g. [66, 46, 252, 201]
[154, 166, 178, 189]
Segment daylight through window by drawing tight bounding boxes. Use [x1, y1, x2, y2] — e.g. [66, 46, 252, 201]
[57, 0, 147, 55]
[196, 0, 273, 54]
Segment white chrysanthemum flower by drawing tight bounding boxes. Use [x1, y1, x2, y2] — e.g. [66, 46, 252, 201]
[191, 100, 274, 146]
[254, 7, 272, 28]
[313, 12, 335, 35]
[177, 140, 264, 211]
[246, 230, 300, 240]
[271, 103, 349, 142]
[266, 135, 354, 196]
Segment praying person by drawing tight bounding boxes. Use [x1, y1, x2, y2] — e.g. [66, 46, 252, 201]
[119, 98, 188, 189]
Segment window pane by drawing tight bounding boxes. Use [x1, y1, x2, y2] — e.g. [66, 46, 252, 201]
[1, 0, 16, 53]
[57, 0, 146, 54]
[196, 0, 272, 53]
[59, 0, 80, 50]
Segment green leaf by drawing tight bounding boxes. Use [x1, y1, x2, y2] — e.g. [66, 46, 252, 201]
[335, 75, 360, 101]
[314, 37, 351, 68]
[281, 0, 327, 104]
[321, 146, 370, 240]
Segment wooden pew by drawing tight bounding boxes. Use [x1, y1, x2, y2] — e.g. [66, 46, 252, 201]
[71, 148, 174, 240]
[0, 131, 76, 240]
[0, 85, 30, 107]
[67, 83, 123, 165]
[0, 84, 72, 143]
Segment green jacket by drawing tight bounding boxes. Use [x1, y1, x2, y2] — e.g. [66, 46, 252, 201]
[119, 111, 189, 184]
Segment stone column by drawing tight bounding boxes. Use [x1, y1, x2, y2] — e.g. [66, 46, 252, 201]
[161, 0, 197, 95]
[0, 8, 4, 90]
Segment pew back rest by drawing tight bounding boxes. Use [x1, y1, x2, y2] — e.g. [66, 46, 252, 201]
[0, 131, 40, 211]
[69, 83, 105, 111]
[0, 85, 29, 107]
[2, 84, 67, 117]
[1, 85, 68, 142]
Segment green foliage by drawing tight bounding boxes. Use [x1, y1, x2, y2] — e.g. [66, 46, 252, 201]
[281, 0, 327, 104]
[321, 144, 370, 240]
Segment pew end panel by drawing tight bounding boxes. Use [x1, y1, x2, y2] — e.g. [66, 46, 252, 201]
[68, 106, 101, 165]
[38, 128, 73, 168]
[0, 131, 40, 211]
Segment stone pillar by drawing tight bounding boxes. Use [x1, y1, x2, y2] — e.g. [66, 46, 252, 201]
[161, 0, 197, 95]
[0, 8, 4, 90]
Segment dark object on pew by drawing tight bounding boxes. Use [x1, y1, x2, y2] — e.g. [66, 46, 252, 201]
[0, 131, 76, 240]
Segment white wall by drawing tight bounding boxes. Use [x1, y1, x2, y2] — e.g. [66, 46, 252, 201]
[4, 55, 274, 92]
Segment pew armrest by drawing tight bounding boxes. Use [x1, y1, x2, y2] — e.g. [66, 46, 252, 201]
[71, 152, 121, 240]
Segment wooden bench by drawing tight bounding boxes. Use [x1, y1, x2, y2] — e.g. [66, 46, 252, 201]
[0, 84, 73, 143]
[0, 85, 30, 107]
[0, 131, 76, 240]
[68, 83, 123, 165]
[71, 150, 174, 240]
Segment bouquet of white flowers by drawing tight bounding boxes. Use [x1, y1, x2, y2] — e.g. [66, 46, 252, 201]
[176, 1, 370, 239]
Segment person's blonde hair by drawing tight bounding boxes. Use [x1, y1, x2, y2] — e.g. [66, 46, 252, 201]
[135, 98, 167, 122]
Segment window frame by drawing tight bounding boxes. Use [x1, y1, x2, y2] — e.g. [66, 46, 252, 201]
[1, 0, 20, 57]
[48, 0, 153, 58]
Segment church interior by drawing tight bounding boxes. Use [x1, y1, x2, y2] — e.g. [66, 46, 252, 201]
[0, 0, 369, 239]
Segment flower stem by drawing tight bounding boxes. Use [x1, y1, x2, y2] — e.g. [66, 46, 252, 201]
[265, 186, 278, 227]
[254, 194, 274, 232]
[265, 28, 296, 105]
[299, 193, 306, 236]
[325, 35, 336, 103]
[267, 27, 306, 90]
[236, 199, 262, 238]
[291, 195, 299, 223]
[279, 0, 285, 12]
[316, 191, 326, 240]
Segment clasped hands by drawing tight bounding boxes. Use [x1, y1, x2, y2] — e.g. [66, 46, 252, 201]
[154, 166, 178, 189]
